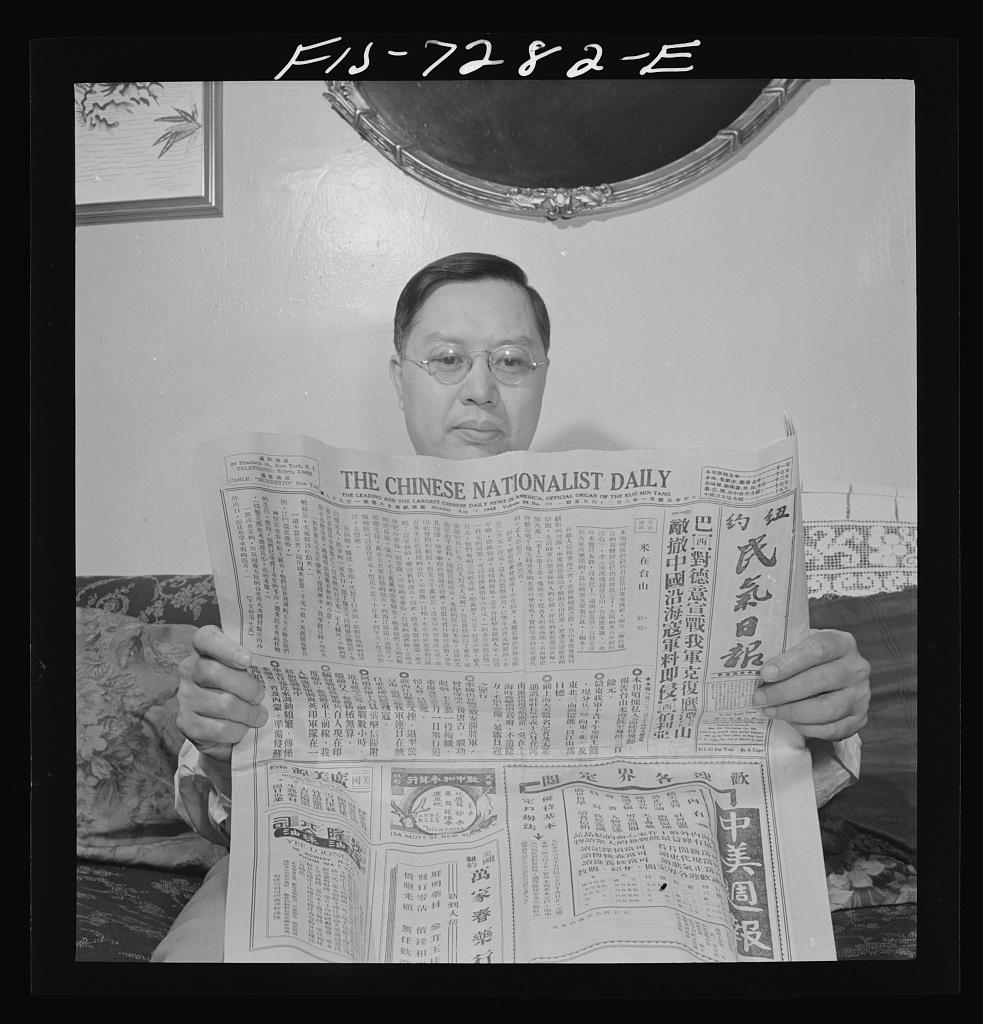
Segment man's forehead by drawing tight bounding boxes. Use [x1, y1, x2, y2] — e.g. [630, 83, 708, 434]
[418, 330, 541, 349]
[408, 278, 542, 345]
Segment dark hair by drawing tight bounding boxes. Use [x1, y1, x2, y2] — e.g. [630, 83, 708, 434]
[393, 252, 551, 356]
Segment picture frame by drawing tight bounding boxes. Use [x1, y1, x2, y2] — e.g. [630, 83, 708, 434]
[324, 79, 807, 222]
[75, 81, 222, 225]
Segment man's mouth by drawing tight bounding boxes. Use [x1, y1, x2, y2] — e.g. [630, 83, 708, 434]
[453, 421, 502, 442]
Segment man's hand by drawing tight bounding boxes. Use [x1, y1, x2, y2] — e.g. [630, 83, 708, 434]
[753, 629, 871, 741]
[175, 625, 268, 764]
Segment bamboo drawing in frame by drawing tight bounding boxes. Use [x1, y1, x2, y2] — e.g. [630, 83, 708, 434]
[75, 82, 222, 224]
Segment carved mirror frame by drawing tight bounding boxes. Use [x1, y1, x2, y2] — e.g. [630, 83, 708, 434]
[324, 79, 809, 222]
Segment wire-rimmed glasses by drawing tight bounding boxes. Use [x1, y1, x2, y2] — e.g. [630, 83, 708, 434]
[402, 343, 549, 386]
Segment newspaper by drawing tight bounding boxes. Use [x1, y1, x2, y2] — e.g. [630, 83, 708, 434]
[196, 430, 836, 962]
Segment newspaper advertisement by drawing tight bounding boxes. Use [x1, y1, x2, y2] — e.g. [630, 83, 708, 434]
[196, 431, 836, 962]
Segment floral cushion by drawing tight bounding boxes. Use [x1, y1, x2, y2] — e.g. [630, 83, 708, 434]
[827, 846, 917, 912]
[76, 607, 226, 874]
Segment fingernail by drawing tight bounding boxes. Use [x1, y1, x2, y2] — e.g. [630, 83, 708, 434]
[752, 689, 767, 707]
[760, 706, 776, 717]
[234, 649, 252, 668]
[760, 665, 779, 682]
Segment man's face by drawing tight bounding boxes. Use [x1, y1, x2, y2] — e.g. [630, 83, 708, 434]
[390, 278, 549, 460]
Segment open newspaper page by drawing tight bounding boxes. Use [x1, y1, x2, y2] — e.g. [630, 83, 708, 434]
[196, 432, 835, 963]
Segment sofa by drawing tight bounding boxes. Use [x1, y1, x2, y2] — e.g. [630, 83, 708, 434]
[74, 483, 917, 962]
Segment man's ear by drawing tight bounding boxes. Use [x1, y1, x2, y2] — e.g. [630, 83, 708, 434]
[389, 354, 405, 411]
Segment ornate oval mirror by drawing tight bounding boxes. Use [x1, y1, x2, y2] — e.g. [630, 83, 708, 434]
[324, 79, 808, 222]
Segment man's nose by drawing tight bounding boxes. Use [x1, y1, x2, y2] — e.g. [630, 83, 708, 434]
[458, 354, 498, 404]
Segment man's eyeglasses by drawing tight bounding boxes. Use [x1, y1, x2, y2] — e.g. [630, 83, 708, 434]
[402, 344, 550, 386]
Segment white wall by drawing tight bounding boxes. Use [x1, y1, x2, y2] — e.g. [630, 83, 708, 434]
[75, 79, 915, 574]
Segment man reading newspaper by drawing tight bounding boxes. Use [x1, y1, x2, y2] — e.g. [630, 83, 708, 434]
[152, 253, 869, 962]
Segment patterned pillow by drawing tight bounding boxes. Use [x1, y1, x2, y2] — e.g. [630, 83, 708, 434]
[76, 608, 226, 874]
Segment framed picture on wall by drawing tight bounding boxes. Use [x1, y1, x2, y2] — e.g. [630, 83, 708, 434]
[75, 81, 222, 224]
